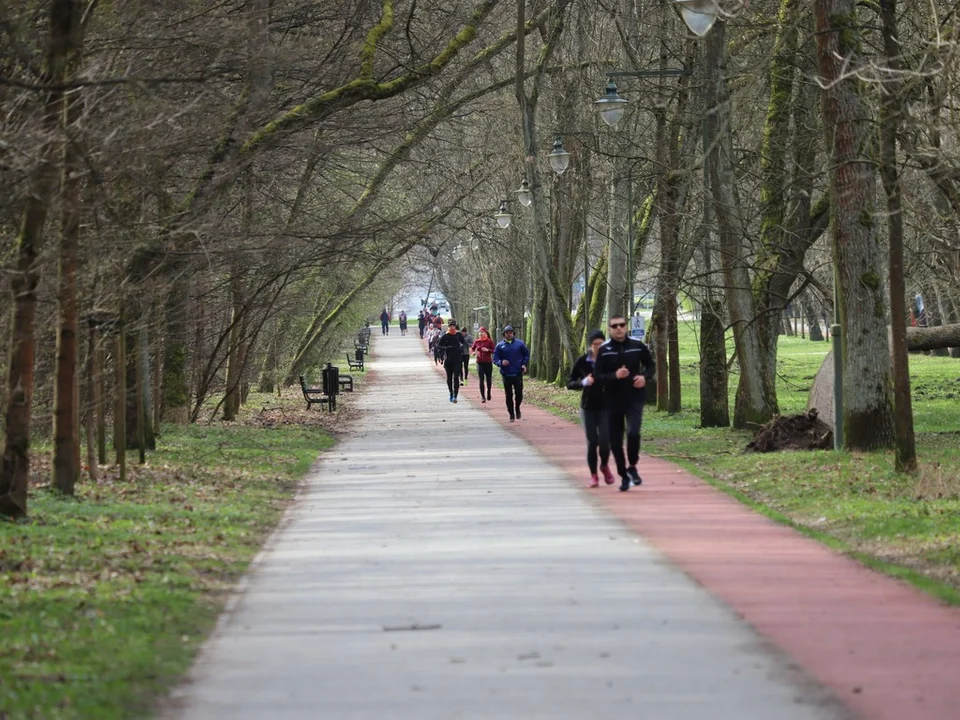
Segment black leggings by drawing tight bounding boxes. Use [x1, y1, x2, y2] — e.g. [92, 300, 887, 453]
[476, 363, 493, 397]
[608, 403, 644, 476]
[580, 409, 611, 474]
[444, 361, 461, 396]
[461, 355, 470, 379]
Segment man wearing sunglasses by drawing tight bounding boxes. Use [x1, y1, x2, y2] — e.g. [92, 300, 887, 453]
[596, 314, 655, 491]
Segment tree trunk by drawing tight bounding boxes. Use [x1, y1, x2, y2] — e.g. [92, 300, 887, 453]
[1, 0, 83, 517]
[815, 0, 895, 450]
[162, 271, 191, 423]
[700, 298, 730, 428]
[606, 175, 630, 321]
[52, 94, 81, 495]
[703, 21, 777, 428]
[222, 271, 244, 421]
[879, 0, 916, 471]
[905, 323, 960, 350]
[803, 293, 825, 341]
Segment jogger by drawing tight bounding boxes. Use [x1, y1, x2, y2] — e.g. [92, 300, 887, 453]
[493, 325, 529, 422]
[437, 321, 468, 403]
[567, 330, 613, 488]
[597, 314, 655, 492]
[471, 327, 495, 402]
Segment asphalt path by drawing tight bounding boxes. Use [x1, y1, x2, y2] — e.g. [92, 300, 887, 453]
[166, 333, 846, 720]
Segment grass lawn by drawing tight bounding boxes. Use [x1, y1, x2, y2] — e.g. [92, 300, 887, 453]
[0, 388, 349, 719]
[523, 319, 960, 604]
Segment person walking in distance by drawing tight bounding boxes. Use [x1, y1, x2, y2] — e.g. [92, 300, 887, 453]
[493, 325, 529, 422]
[567, 330, 614, 488]
[379, 308, 390, 335]
[596, 314, 655, 491]
[437, 321, 468, 403]
[417, 309, 426, 338]
[471, 327, 495, 402]
[459, 326, 474, 386]
[398, 310, 408, 336]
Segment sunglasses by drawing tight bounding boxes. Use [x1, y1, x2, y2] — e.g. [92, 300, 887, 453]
[609, 322, 626, 329]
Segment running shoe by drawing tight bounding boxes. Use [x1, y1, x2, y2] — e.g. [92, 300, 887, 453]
[627, 467, 642, 486]
[619, 477, 631, 492]
[453, 396, 458, 403]
[600, 465, 615, 485]
[516, 408, 522, 419]
[588, 475, 599, 488]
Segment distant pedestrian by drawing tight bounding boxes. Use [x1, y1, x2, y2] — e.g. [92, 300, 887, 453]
[596, 314, 655, 492]
[418, 310, 426, 338]
[567, 330, 614, 488]
[460, 326, 473, 386]
[398, 310, 408, 336]
[379, 308, 390, 335]
[437, 321, 468, 403]
[492, 325, 529, 422]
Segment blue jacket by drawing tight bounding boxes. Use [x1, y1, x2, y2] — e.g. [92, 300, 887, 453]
[493, 338, 530, 376]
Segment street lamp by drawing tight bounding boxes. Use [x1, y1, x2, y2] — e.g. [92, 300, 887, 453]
[494, 200, 512, 229]
[547, 136, 570, 175]
[515, 179, 533, 207]
[593, 80, 628, 127]
[672, 0, 719, 37]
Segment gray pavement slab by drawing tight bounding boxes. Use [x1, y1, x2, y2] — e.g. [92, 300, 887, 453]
[165, 334, 847, 720]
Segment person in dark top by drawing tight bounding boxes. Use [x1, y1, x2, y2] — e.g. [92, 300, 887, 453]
[379, 308, 390, 335]
[398, 310, 408, 336]
[418, 310, 426, 338]
[596, 314, 655, 491]
[492, 325, 530, 422]
[437, 321, 468, 403]
[459, 327, 474, 386]
[567, 330, 614, 488]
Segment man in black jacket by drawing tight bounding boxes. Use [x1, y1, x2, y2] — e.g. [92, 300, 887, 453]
[596, 314, 655, 491]
[437, 321, 468, 403]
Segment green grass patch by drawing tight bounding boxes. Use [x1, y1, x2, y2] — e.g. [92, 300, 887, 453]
[525, 321, 960, 603]
[0, 389, 339, 719]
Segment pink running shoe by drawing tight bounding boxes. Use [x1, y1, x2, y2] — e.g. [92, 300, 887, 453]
[600, 465, 615, 485]
[588, 475, 599, 488]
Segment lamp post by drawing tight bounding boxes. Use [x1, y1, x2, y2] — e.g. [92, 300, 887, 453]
[515, 179, 533, 207]
[547, 136, 571, 175]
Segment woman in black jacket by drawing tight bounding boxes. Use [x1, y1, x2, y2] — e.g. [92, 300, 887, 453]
[566, 330, 613, 487]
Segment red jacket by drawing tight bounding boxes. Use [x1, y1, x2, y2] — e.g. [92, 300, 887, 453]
[472, 337, 495, 364]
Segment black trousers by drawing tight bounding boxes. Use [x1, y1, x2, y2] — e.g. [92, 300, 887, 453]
[444, 361, 461, 396]
[476, 363, 493, 398]
[502, 374, 523, 418]
[580, 409, 611, 474]
[381, 321, 389, 335]
[461, 355, 470, 378]
[608, 402, 644, 476]
[418, 322, 426, 338]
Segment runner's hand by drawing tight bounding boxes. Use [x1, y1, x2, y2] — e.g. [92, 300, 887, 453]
[582, 375, 594, 387]
[502, 359, 510, 366]
[633, 375, 646, 389]
[615, 366, 629, 379]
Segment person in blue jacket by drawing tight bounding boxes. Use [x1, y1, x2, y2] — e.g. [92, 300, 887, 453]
[492, 325, 529, 422]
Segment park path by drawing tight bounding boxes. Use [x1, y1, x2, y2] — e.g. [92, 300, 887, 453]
[165, 333, 854, 720]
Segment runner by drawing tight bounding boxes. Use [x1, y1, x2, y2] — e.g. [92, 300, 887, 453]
[596, 314, 655, 492]
[379, 308, 390, 335]
[398, 310, 408, 336]
[471, 327, 495, 402]
[492, 325, 529, 422]
[566, 330, 614, 488]
[417, 309, 426, 338]
[459, 325, 474, 386]
[437, 321, 468, 403]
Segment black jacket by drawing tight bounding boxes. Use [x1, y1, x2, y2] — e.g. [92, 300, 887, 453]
[566, 353, 606, 410]
[596, 336, 655, 407]
[437, 331, 467, 364]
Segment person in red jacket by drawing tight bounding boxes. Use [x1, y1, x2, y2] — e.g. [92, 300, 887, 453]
[471, 327, 496, 402]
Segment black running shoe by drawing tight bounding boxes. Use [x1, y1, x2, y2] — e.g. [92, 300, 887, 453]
[516, 408, 522, 419]
[619, 478, 631, 492]
[627, 467, 642, 486]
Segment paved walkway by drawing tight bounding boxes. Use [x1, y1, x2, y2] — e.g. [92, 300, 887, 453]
[165, 334, 957, 719]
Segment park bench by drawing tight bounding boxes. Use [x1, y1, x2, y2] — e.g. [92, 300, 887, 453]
[298, 375, 331, 411]
[346, 347, 365, 372]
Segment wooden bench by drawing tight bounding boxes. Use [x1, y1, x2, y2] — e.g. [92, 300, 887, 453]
[299, 376, 331, 411]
